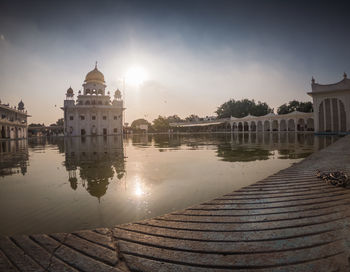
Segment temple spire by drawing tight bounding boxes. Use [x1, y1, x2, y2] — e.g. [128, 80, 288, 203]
[344, 72, 347, 79]
[95, 61, 98, 69]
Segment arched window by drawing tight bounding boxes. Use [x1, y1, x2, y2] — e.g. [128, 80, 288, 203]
[85, 100, 90, 105]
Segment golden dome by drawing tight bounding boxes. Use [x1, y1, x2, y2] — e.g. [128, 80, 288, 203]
[85, 63, 105, 83]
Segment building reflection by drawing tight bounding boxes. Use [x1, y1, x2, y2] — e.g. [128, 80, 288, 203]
[0, 139, 29, 177]
[64, 136, 125, 200]
[221, 132, 337, 161]
[128, 132, 338, 162]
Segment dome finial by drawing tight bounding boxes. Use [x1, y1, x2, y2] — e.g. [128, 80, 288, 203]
[311, 76, 315, 84]
[95, 61, 98, 69]
[344, 72, 347, 79]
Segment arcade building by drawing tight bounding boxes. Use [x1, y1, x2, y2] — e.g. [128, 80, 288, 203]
[0, 101, 29, 140]
[62, 64, 124, 136]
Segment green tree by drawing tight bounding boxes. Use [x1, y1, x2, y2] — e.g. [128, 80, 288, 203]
[277, 100, 313, 114]
[167, 115, 183, 123]
[216, 99, 273, 118]
[152, 116, 170, 132]
[185, 114, 200, 122]
[50, 118, 64, 127]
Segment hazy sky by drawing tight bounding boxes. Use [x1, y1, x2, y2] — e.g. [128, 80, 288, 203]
[1, 0, 350, 124]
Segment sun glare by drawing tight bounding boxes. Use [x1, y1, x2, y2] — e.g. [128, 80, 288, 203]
[126, 66, 148, 86]
[134, 182, 144, 197]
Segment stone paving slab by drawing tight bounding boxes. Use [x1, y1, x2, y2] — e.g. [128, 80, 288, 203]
[1, 135, 350, 271]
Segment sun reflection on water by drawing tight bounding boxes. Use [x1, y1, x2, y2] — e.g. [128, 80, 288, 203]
[133, 176, 145, 197]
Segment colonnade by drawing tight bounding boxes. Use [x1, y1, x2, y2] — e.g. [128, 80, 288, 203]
[228, 117, 315, 132]
[0, 124, 27, 140]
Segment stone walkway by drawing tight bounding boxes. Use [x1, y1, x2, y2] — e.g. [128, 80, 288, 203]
[1, 135, 350, 272]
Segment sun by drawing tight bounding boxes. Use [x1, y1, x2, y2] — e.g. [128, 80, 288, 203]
[126, 66, 148, 86]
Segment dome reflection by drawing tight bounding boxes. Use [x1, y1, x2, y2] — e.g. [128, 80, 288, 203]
[64, 136, 125, 200]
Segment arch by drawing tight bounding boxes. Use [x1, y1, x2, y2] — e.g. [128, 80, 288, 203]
[280, 119, 287, 131]
[1, 126, 5, 138]
[85, 89, 91, 95]
[92, 100, 96, 105]
[243, 121, 249, 131]
[339, 99, 347, 131]
[288, 119, 295, 131]
[85, 100, 91, 105]
[306, 118, 314, 131]
[297, 118, 305, 131]
[319, 101, 325, 132]
[271, 120, 278, 131]
[238, 122, 243, 131]
[318, 98, 347, 132]
[233, 122, 238, 131]
[250, 121, 257, 131]
[257, 121, 263, 131]
[98, 89, 103, 95]
[263, 120, 270, 131]
[324, 98, 332, 132]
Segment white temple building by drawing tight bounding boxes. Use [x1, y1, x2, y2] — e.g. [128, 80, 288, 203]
[62, 63, 124, 136]
[0, 101, 29, 140]
[308, 73, 350, 133]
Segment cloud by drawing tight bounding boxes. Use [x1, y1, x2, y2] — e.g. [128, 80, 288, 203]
[0, 34, 5, 41]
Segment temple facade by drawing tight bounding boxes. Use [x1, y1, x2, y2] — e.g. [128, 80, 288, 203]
[308, 73, 350, 133]
[0, 101, 29, 140]
[62, 64, 124, 136]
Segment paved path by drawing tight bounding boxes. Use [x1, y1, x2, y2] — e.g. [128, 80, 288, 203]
[1, 136, 350, 272]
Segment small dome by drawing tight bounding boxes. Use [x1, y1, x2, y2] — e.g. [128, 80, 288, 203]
[114, 89, 121, 99]
[67, 87, 74, 94]
[18, 100, 24, 110]
[85, 63, 105, 83]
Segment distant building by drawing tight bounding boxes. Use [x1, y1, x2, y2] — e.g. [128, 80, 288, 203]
[62, 63, 124, 136]
[136, 124, 149, 132]
[0, 100, 29, 139]
[308, 73, 350, 133]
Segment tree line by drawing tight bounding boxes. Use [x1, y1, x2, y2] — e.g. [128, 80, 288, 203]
[131, 99, 313, 132]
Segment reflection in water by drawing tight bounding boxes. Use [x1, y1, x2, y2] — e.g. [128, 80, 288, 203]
[0, 140, 28, 176]
[0, 133, 340, 236]
[64, 136, 125, 200]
